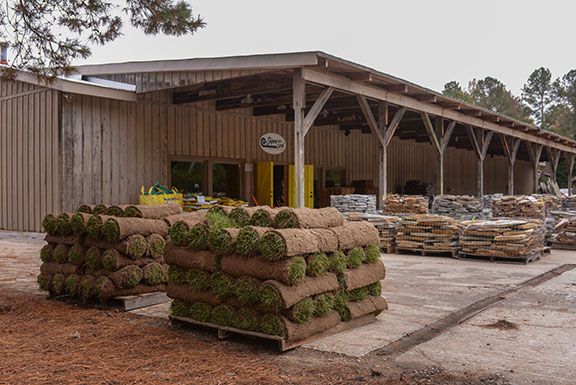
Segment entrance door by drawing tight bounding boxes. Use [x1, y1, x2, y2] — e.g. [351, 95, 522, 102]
[288, 164, 314, 208]
[256, 161, 274, 206]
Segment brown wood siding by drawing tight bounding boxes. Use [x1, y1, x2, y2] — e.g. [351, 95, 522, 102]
[0, 81, 60, 231]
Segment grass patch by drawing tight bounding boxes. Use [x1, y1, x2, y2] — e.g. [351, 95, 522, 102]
[70, 213, 87, 234]
[85, 247, 103, 271]
[313, 293, 335, 317]
[67, 244, 85, 265]
[259, 285, 283, 312]
[142, 262, 167, 285]
[367, 281, 381, 296]
[288, 298, 315, 324]
[348, 287, 368, 302]
[37, 273, 51, 291]
[40, 244, 53, 263]
[287, 256, 307, 285]
[334, 291, 351, 321]
[330, 250, 347, 274]
[52, 244, 69, 264]
[260, 314, 286, 336]
[258, 232, 285, 261]
[42, 214, 58, 235]
[101, 219, 120, 243]
[210, 272, 233, 297]
[273, 209, 299, 229]
[147, 234, 166, 258]
[249, 209, 274, 227]
[210, 304, 235, 326]
[233, 308, 259, 331]
[307, 253, 329, 277]
[365, 245, 380, 263]
[51, 273, 65, 296]
[232, 276, 261, 305]
[185, 225, 208, 251]
[206, 210, 236, 230]
[347, 247, 366, 269]
[125, 234, 148, 259]
[229, 207, 250, 227]
[86, 215, 103, 239]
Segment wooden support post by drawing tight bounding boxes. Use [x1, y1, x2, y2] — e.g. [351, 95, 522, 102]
[568, 153, 575, 195]
[546, 147, 561, 184]
[500, 135, 521, 195]
[421, 113, 454, 195]
[527, 143, 543, 193]
[466, 126, 493, 197]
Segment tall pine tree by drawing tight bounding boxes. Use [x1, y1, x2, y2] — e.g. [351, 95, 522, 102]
[522, 67, 554, 129]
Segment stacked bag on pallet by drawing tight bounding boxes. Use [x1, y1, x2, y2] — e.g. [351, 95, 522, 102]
[166, 206, 387, 343]
[460, 219, 545, 258]
[396, 214, 462, 253]
[37, 203, 185, 302]
[383, 195, 429, 214]
[431, 195, 483, 219]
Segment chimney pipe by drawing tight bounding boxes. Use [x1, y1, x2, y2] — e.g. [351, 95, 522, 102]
[0, 43, 8, 65]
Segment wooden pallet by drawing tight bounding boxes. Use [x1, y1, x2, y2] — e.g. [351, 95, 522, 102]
[49, 292, 169, 311]
[380, 244, 395, 254]
[456, 251, 542, 265]
[396, 247, 459, 258]
[550, 243, 576, 251]
[170, 313, 376, 352]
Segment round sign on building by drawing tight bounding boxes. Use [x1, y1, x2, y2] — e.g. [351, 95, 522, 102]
[259, 132, 286, 155]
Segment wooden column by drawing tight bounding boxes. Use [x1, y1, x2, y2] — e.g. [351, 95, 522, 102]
[500, 135, 521, 195]
[527, 143, 543, 193]
[421, 113, 455, 195]
[568, 153, 575, 195]
[466, 126, 493, 197]
[356, 96, 405, 208]
[292, 69, 334, 207]
[546, 147, 561, 185]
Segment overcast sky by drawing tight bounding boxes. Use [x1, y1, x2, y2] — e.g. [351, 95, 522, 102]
[82, 0, 575, 95]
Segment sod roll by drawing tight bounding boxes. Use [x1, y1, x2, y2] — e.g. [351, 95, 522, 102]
[221, 254, 306, 286]
[95, 276, 166, 302]
[341, 259, 386, 291]
[42, 214, 59, 235]
[229, 206, 260, 227]
[37, 273, 52, 291]
[107, 265, 143, 289]
[258, 229, 319, 261]
[168, 266, 211, 291]
[79, 275, 97, 301]
[51, 273, 66, 296]
[124, 202, 182, 219]
[85, 247, 103, 271]
[86, 214, 115, 239]
[283, 297, 315, 324]
[273, 207, 344, 229]
[164, 211, 207, 227]
[313, 293, 335, 317]
[167, 218, 205, 247]
[102, 249, 156, 272]
[54, 213, 73, 236]
[347, 296, 388, 319]
[101, 217, 169, 243]
[208, 227, 240, 255]
[164, 245, 219, 272]
[146, 233, 166, 259]
[184, 223, 209, 251]
[92, 204, 107, 214]
[231, 276, 261, 305]
[331, 221, 379, 250]
[105, 205, 127, 217]
[40, 244, 54, 263]
[235, 226, 271, 257]
[233, 307, 260, 331]
[171, 300, 213, 322]
[64, 274, 82, 296]
[249, 207, 279, 227]
[44, 234, 81, 246]
[259, 273, 339, 310]
[306, 253, 330, 277]
[52, 243, 70, 264]
[281, 311, 341, 342]
[67, 243, 86, 265]
[77, 204, 95, 213]
[70, 212, 93, 235]
[309, 228, 339, 253]
[142, 262, 168, 285]
[167, 282, 223, 306]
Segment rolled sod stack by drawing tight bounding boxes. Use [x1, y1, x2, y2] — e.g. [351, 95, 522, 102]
[37, 203, 183, 303]
[166, 206, 388, 344]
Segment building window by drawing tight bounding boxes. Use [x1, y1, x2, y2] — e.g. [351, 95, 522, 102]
[325, 169, 345, 188]
[171, 161, 205, 194]
[213, 163, 240, 199]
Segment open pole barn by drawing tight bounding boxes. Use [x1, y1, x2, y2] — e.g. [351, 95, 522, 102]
[1, 51, 575, 231]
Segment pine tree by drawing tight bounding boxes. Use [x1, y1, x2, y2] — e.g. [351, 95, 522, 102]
[0, 0, 205, 80]
[521, 67, 554, 129]
[553, 70, 576, 138]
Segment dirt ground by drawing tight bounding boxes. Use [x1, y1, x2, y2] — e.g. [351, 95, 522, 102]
[4, 230, 573, 384]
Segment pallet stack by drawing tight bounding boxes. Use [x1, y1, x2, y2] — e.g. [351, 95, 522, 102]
[491, 196, 546, 220]
[37, 203, 184, 305]
[165, 206, 387, 348]
[330, 194, 377, 214]
[460, 219, 545, 262]
[561, 196, 576, 211]
[348, 213, 401, 253]
[431, 195, 483, 219]
[551, 217, 576, 249]
[383, 195, 429, 215]
[396, 214, 462, 256]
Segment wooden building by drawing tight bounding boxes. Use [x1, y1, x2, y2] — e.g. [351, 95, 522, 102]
[1, 51, 575, 231]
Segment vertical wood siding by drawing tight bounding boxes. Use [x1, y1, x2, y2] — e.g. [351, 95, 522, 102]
[0, 81, 60, 231]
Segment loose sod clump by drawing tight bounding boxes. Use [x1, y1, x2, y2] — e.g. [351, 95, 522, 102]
[232, 276, 261, 305]
[330, 250, 347, 274]
[348, 286, 368, 302]
[185, 225, 208, 251]
[86, 215, 103, 239]
[37, 273, 51, 291]
[112, 265, 143, 289]
[229, 207, 251, 227]
[307, 253, 330, 277]
[147, 234, 166, 258]
[273, 209, 299, 229]
[189, 302, 213, 322]
[67, 244, 85, 265]
[259, 285, 283, 312]
[92, 204, 107, 214]
[85, 247, 103, 271]
[52, 244, 69, 264]
[70, 213, 87, 234]
[210, 304, 235, 326]
[51, 273, 65, 296]
[334, 291, 351, 321]
[169, 221, 191, 246]
[125, 234, 148, 259]
[347, 247, 366, 269]
[142, 262, 167, 285]
[101, 219, 121, 243]
[233, 307, 259, 331]
[365, 245, 380, 263]
[249, 209, 274, 227]
[288, 298, 315, 324]
[42, 214, 58, 235]
[56, 214, 73, 236]
[260, 314, 286, 336]
[286, 256, 307, 285]
[170, 299, 192, 318]
[105, 206, 124, 216]
[64, 275, 81, 296]
[313, 293, 335, 317]
[258, 232, 286, 261]
[235, 227, 258, 257]
[40, 244, 53, 263]
[210, 272, 233, 297]
[367, 281, 381, 296]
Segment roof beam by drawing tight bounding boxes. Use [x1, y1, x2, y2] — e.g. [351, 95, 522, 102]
[300, 68, 576, 153]
[302, 86, 334, 135]
[356, 95, 385, 146]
